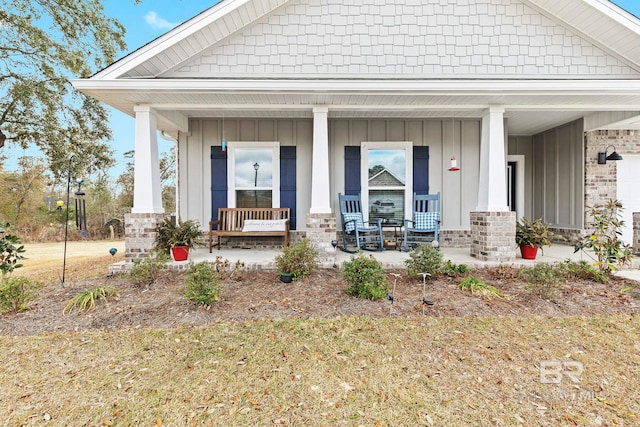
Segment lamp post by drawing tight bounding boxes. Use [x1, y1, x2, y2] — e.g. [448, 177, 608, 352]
[253, 162, 260, 207]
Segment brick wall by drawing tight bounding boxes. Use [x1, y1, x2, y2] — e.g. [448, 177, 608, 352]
[172, 0, 637, 79]
[124, 213, 166, 262]
[440, 229, 472, 248]
[306, 213, 338, 261]
[584, 130, 640, 239]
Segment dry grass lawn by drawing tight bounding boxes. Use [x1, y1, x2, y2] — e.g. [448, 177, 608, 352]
[0, 316, 638, 426]
[1, 244, 639, 425]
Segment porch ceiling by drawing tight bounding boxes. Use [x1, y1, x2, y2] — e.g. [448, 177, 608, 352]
[74, 78, 640, 135]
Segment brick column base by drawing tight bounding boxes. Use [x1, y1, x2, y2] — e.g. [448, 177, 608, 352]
[634, 212, 640, 254]
[470, 211, 516, 262]
[306, 213, 337, 262]
[124, 213, 166, 262]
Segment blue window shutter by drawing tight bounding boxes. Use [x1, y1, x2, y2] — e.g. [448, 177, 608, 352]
[344, 146, 361, 195]
[280, 146, 297, 230]
[210, 146, 227, 220]
[413, 146, 430, 195]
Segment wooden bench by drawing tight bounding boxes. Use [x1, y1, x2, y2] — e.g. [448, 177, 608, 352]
[209, 207, 290, 252]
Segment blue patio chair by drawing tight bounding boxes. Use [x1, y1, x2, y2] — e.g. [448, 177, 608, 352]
[403, 192, 441, 251]
[338, 193, 384, 253]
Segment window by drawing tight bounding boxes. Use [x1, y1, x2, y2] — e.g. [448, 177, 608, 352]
[228, 142, 280, 208]
[361, 142, 413, 223]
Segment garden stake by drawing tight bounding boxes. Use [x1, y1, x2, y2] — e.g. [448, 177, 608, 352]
[421, 272, 433, 315]
[389, 273, 400, 316]
[331, 240, 338, 268]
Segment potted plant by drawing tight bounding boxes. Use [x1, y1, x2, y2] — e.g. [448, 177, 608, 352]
[155, 218, 204, 261]
[515, 217, 553, 260]
[274, 238, 319, 283]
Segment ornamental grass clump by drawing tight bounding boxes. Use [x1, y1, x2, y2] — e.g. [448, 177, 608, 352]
[458, 277, 505, 300]
[63, 286, 119, 315]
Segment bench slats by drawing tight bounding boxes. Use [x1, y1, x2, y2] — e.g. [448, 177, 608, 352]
[209, 208, 290, 251]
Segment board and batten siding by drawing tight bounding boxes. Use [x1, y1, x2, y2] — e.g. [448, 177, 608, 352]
[179, 117, 481, 232]
[531, 119, 584, 229]
[330, 118, 481, 230]
[178, 118, 313, 231]
[508, 135, 534, 219]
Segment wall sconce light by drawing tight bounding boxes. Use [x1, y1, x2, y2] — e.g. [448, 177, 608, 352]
[597, 145, 623, 164]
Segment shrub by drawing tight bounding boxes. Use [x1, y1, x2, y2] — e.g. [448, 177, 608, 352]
[274, 238, 319, 281]
[0, 276, 42, 313]
[574, 199, 634, 273]
[404, 245, 445, 280]
[458, 277, 505, 299]
[554, 259, 608, 283]
[128, 252, 169, 286]
[343, 253, 388, 300]
[443, 260, 470, 276]
[183, 262, 221, 305]
[0, 222, 26, 278]
[518, 263, 563, 300]
[63, 286, 119, 315]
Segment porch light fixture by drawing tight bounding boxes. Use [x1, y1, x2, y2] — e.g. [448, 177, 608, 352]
[597, 145, 623, 164]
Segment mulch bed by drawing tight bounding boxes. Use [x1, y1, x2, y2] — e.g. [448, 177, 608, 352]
[1, 267, 639, 336]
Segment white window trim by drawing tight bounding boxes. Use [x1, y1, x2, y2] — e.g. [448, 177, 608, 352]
[361, 141, 413, 221]
[227, 141, 280, 208]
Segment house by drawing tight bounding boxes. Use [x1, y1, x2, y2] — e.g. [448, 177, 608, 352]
[73, 0, 640, 263]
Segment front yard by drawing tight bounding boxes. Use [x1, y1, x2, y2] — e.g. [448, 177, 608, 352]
[0, 253, 639, 425]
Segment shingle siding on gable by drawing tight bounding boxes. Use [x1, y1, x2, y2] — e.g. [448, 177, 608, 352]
[165, 0, 640, 79]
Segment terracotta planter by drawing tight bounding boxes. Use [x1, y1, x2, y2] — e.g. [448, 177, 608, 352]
[171, 246, 190, 261]
[519, 244, 538, 260]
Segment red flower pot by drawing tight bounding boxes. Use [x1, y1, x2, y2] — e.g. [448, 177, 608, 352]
[171, 246, 190, 261]
[519, 244, 538, 260]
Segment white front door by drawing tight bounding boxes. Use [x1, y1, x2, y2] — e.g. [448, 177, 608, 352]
[617, 155, 640, 245]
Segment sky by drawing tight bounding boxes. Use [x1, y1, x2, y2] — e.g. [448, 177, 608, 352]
[5, 0, 640, 178]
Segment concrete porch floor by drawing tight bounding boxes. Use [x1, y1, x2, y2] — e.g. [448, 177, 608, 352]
[187, 244, 640, 281]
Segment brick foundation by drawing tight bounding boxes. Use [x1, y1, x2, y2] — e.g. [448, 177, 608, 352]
[549, 227, 585, 246]
[306, 213, 338, 261]
[470, 211, 516, 262]
[124, 213, 166, 262]
[440, 229, 472, 248]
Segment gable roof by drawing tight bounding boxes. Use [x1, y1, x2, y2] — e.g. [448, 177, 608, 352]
[94, 0, 291, 79]
[73, 0, 640, 136]
[93, 0, 640, 80]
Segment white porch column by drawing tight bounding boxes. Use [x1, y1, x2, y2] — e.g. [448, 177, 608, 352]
[310, 106, 331, 214]
[476, 106, 509, 212]
[471, 106, 515, 262]
[132, 105, 164, 214]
